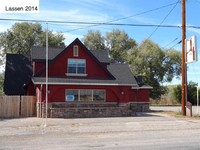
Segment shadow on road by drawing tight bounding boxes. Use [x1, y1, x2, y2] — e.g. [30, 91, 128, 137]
[135, 111, 164, 117]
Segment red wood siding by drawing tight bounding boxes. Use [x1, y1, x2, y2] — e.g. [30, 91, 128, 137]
[35, 84, 135, 103]
[32, 39, 150, 104]
[129, 89, 149, 102]
[35, 41, 111, 79]
[33, 62, 45, 76]
[26, 82, 35, 96]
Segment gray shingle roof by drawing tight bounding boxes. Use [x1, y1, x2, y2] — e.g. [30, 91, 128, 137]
[107, 64, 137, 85]
[90, 50, 110, 63]
[31, 47, 110, 63]
[31, 46, 64, 61]
[32, 63, 139, 87]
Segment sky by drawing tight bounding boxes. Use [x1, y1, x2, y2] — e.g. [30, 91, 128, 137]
[0, 0, 200, 86]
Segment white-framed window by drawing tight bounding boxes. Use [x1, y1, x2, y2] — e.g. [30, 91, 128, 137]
[73, 45, 79, 57]
[65, 89, 105, 101]
[67, 58, 86, 75]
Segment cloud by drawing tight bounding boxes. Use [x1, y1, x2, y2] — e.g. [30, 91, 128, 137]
[38, 9, 110, 22]
[187, 28, 200, 35]
[61, 0, 115, 11]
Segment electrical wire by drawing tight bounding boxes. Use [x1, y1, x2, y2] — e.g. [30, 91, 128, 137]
[170, 40, 182, 49]
[1, 18, 200, 29]
[163, 37, 179, 49]
[63, 1, 181, 33]
[147, 0, 179, 39]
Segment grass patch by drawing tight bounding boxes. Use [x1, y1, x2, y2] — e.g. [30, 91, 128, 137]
[150, 109, 200, 119]
[192, 114, 200, 119]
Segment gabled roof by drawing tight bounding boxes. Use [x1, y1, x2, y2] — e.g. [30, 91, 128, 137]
[107, 64, 137, 85]
[31, 39, 110, 64]
[32, 38, 114, 78]
[90, 50, 110, 64]
[4, 54, 32, 95]
[32, 63, 139, 87]
[31, 47, 63, 61]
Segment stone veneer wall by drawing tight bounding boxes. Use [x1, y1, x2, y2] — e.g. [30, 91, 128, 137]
[37, 102, 150, 118]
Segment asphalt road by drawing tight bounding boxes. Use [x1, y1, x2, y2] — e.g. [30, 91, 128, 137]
[1, 112, 200, 150]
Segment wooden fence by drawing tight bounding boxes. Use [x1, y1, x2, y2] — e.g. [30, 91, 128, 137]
[0, 96, 36, 118]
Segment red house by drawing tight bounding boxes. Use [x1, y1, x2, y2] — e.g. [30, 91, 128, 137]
[4, 38, 152, 118]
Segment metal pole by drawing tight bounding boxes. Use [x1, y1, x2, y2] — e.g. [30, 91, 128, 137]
[197, 85, 199, 114]
[181, 0, 186, 116]
[40, 84, 42, 117]
[45, 22, 48, 127]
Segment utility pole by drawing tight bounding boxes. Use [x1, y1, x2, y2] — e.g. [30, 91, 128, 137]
[181, 0, 186, 116]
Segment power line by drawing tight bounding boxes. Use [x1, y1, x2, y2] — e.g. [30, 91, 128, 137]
[147, 0, 179, 39]
[64, 1, 181, 33]
[170, 40, 182, 49]
[0, 18, 199, 29]
[163, 37, 179, 48]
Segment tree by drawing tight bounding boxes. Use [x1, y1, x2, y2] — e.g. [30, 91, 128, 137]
[128, 39, 181, 99]
[164, 49, 182, 81]
[106, 29, 137, 63]
[0, 22, 65, 55]
[173, 84, 182, 103]
[40, 30, 65, 48]
[83, 30, 181, 99]
[173, 81, 200, 105]
[83, 30, 106, 50]
[83, 29, 137, 63]
[0, 22, 42, 55]
[0, 73, 4, 95]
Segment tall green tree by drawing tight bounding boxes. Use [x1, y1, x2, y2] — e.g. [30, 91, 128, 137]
[0, 22, 42, 55]
[40, 30, 65, 48]
[83, 30, 181, 99]
[83, 29, 137, 63]
[128, 39, 181, 99]
[106, 29, 137, 63]
[83, 30, 106, 50]
[0, 22, 65, 55]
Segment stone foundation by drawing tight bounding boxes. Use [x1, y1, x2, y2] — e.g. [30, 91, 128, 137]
[37, 102, 149, 118]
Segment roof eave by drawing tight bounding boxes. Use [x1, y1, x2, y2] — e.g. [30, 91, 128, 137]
[32, 78, 138, 86]
[131, 86, 153, 89]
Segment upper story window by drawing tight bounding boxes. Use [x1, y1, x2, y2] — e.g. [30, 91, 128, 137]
[73, 45, 79, 57]
[67, 58, 86, 75]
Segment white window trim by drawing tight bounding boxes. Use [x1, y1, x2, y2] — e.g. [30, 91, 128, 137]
[65, 89, 106, 101]
[65, 73, 88, 77]
[73, 45, 79, 57]
[67, 58, 86, 75]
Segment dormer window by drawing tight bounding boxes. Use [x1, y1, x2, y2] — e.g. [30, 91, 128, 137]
[73, 45, 79, 57]
[66, 58, 87, 76]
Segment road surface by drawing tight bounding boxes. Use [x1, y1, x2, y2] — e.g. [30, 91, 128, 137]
[1, 112, 200, 150]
